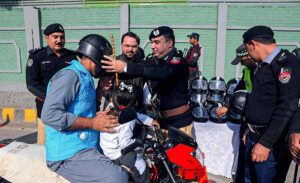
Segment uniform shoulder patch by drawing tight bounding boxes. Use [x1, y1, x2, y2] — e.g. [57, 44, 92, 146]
[279, 67, 292, 84]
[29, 47, 43, 54]
[27, 59, 33, 67]
[170, 57, 181, 64]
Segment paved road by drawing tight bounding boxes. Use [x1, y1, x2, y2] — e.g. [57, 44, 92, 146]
[0, 121, 299, 183]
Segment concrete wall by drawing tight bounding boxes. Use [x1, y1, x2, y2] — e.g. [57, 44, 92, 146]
[0, 8, 26, 84]
[0, 4, 300, 91]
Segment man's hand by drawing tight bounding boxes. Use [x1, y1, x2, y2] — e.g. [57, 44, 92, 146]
[216, 107, 228, 118]
[150, 120, 160, 129]
[92, 109, 119, 133]
[101, 55, 126, 73]
[251, 143, 270, 162]
[289, 133, 300, 164]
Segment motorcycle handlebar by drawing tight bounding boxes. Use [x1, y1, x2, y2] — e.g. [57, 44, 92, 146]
[152, 125, 160, 143]
[121, 138, 143, 156]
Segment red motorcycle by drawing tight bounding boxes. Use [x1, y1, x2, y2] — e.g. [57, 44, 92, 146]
[0, 107, 208, 183]
[119, 107, 208, 183]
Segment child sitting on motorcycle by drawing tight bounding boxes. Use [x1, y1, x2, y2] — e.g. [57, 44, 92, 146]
[100, 81, 159, 183]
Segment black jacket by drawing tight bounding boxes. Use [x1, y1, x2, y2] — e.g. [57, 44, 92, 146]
[246, 49, 300, 148]
[185, 43, 201, 70]
[26, 46, 77, 117]
[127, 48, 192, 129]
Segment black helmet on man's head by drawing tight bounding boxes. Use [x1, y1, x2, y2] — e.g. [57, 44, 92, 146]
[76, 34, 112, 66]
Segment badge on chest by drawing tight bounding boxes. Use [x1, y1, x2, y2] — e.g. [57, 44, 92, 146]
[279, 67, 291, 84]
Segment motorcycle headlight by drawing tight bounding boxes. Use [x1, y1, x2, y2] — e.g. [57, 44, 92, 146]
[190, 147, 205, 168]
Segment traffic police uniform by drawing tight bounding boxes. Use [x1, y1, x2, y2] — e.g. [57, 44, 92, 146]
[26, 23, 77, 145]
[230, 44, 256, 183]
[124, 26, 192, 134]
[231, 44, 256, 93]
[243, 26, 300, 183]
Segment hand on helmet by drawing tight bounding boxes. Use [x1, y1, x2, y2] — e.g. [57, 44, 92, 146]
[101, 55, 126, 73]
[216, 106, 228, 117]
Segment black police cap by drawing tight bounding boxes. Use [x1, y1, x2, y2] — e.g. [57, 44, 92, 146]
[231, 44, 249, 65]
[43, 23, 65, 35]
[243, 25, 274, 43]
[149, 26, 174, 40]
[187, 33, 199, 40]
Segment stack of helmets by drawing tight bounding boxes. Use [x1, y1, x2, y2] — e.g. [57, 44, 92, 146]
[226, 78, 239, 96]
[190, 70, 202, 83]
[207, 76, 227, 123]
[191, 75, 209, 122]
[229, 90, 249, 124]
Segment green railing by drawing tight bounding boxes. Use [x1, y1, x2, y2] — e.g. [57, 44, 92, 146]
[83, 0, 189, 7]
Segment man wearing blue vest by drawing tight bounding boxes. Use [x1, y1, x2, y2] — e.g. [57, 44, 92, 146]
[41, 34, 129, 183]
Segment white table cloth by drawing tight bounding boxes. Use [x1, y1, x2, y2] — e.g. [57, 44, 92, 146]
[193, 121, 241, 178]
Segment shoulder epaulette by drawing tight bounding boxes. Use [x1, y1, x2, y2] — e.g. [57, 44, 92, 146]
[277, 50, 290, 64]
[29, 47, 44, 54]
[145, 53, 155, 60]
[174, 49, 183, 57]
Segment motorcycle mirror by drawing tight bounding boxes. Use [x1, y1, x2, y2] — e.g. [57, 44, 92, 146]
[118, 106, 137, 124]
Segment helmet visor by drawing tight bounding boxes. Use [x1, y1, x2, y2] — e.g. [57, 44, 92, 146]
[229, 110, 242, 121]
[191, 93, 207, 104]
[192, 80, 208, 91]
[227, 84, 237, 95]
[192, 105, 209, 119]
[209, 80, 226, 91]
[207, 93, 224, 103]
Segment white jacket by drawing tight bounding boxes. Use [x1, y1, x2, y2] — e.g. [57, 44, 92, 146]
[100, 104, 153, 160]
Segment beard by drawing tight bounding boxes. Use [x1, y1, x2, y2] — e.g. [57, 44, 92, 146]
[243, 58, 257, 69]
[125, 51, 135, 58]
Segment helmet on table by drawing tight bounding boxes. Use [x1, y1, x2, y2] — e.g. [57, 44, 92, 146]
[207, 76, 226, 104]
[228, 90, 248, 124]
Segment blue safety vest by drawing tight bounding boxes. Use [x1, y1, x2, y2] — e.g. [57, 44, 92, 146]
[45, 60, 99, 161]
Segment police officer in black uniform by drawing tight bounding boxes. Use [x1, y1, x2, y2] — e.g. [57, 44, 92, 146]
[101, 26, 193, 136]
[186, 33, 201, 93]
[242, 25, 300, 183]
[26, 23, 77, 145]
[186, 33, 201, 72]
[288, 48, 300, 165]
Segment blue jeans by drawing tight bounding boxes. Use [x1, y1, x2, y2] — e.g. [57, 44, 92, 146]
[244, 133, 292, 183]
